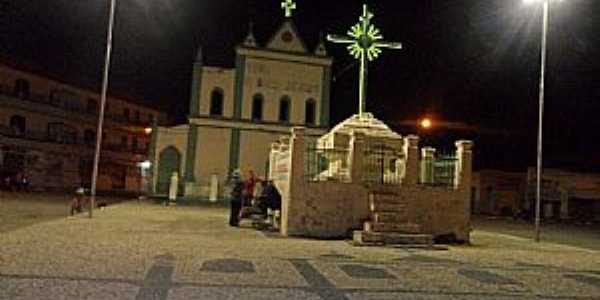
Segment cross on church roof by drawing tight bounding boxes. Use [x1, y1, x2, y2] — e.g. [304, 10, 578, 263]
[281, 0, 296, 18]
[327, 4, 403, 118]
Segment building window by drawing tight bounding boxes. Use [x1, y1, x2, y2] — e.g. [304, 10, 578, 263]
[87, 98, 98, 114]
[84, 129, 96, 146]
[132, 137, 139, 151]
[134, 111, 141, 123]
[251, 94, 264, 121]
[47, 122, 77, 144]
[210, 88, 224, 116]
[9, 115, 26, 136]
[121, 136, 128, 149]
[124, 108, 130, 120]
[279, 96, 291, 123]
[305, 99, 316, 125]
[14, 79, 30, 99]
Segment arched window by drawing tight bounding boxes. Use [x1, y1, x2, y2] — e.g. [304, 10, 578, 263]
[9, 115, 26, 136]
[279, 96, 291, 123]
[210, 88, 224, 116]
[14, 79, 30, 99]
[84, 129, 96, 146]
[305, 98, 316, 125]
[251, 94, 264, 121]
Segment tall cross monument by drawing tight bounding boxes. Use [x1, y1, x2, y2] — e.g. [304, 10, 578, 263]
[281, 0, 296, 18]
[327, 4, 403, 118]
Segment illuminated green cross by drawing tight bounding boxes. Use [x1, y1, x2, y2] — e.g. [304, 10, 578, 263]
[281, 0, 296, 18]
[328, 4, 403, 118]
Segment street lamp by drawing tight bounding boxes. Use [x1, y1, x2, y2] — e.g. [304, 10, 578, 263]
[524, 0, 561, 242]
[89, 0, 117, 218]
[420, 118, 433, 130]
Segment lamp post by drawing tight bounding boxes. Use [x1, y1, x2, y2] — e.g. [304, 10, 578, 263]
[524, 0, 553, 242]
[89, 0, 117, 218]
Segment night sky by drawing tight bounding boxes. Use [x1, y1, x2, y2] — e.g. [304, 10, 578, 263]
[1, 0, 600, 171]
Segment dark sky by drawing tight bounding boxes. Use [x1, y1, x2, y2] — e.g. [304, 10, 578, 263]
[1, 0, 600, 171]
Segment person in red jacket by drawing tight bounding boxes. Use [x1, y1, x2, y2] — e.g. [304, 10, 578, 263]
[243, 170, 259, 207]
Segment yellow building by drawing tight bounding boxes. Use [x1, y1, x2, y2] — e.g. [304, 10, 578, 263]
[0, 62, 167, 193]
[151, 17, 332, 199]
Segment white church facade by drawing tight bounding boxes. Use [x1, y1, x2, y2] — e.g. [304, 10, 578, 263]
[150, 15, 332, 199]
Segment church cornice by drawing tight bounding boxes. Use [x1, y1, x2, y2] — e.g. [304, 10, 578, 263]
[236, 46, 332, 67]
[188, 115, 328, 134]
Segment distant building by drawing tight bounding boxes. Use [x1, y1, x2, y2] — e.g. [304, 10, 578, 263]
[525, 168, 600, 221]
[471, 170, 527, 216]
[150, 16, 332, 199]
[0, 63, 167, 193]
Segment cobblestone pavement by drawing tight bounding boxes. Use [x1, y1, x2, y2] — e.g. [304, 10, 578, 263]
[1, 201, 599, 299]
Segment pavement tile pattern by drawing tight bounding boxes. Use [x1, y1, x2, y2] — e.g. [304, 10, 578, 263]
[0, 200, 599, 299]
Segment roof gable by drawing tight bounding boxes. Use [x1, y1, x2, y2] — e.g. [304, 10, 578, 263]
[265, 20, 308, 54]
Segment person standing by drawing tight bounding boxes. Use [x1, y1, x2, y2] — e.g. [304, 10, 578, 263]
[229, 170, 244, 227]
[70, 188, 86, 217]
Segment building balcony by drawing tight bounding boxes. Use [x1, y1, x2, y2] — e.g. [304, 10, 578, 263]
[0, 84, 151, 128]
[0, 124, 147, 156]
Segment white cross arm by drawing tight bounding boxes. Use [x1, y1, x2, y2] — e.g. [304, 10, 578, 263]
[326, 34, 355, 44]
[375, 41, 403, 50]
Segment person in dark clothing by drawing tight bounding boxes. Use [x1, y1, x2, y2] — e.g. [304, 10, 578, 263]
[264, 180, 281, 211]
[229, 170, 244, 227]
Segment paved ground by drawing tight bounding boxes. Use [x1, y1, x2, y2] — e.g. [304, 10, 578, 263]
[473, 216, 600, 251]
[1, 193, 599, 299]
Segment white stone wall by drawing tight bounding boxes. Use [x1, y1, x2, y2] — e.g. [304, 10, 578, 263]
[193, 126, 232, 191]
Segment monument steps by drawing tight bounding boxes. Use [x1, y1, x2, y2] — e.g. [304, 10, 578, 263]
[363, 221, 421, 234]
[354, 192, 432, 247]
[372, 212, 408, 223]
[369, 202, 406, 213]
[353, 231, 433, 246]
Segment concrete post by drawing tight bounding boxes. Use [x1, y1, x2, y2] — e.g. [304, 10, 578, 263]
[455, 140, 474, 242]
[455, 140, 474, 191]
[403, 135, 420, 186]
[281, 127, 306, 236]
[349, 131, 365, 183]
[268, 142, 280, 180]
[420, 147, 436, 185]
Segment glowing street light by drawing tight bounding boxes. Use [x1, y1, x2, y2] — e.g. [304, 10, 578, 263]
[144, 127, 153, 135]
[524, 0, 563, 242]
[420, 118, 433, 129]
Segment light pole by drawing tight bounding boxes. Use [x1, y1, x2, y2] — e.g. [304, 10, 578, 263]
[89, 0, 117, 218]
[524, 0, 552, 242]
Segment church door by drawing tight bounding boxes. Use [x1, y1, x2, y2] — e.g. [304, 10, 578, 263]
[157, 147, 181, 194]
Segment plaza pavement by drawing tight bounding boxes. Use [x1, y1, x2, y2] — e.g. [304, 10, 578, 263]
[0, 199, 599, 299]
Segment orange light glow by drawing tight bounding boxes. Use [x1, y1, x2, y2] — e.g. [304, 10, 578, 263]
[420, 118, 432, 129]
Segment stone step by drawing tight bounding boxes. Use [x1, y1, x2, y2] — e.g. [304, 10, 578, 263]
[353, 231, 433, 246]
[364, 221, 422, 234]
[369, 193, 407, 205]
[369, 202, 406, 213]
[372, 212, 408, 224]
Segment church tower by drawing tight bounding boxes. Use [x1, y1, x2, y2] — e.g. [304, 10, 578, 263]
[151, 0, 333, 199]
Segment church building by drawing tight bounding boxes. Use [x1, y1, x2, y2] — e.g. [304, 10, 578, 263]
[150, 4, 332, 199]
